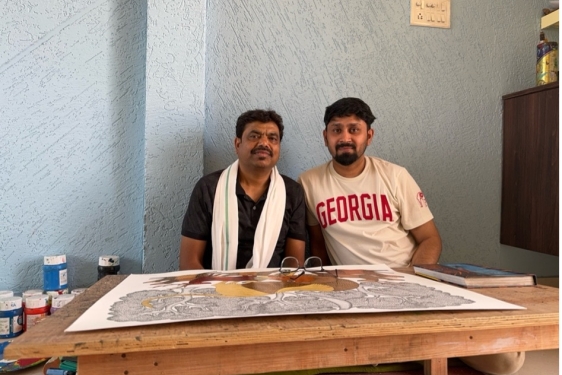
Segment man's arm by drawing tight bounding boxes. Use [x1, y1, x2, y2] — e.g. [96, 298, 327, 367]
[409, 219, 442, 265]
[179, 235, 207, 270]
[284, 238, 305, 264]
[308, 224, 332, 266]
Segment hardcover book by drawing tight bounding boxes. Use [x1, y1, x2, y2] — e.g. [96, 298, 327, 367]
[413, 263, 537, 288]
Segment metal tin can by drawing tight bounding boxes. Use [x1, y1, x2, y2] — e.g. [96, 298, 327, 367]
[537, 33, 559, 86]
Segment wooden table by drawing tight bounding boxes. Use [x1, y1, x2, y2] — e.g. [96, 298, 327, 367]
[5, 274, 559, 375]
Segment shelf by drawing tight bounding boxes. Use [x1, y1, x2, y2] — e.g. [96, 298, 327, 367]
[541, 9, 559, 29]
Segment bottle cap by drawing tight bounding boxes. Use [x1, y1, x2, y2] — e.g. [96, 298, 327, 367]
[0, 296, 22, 311]
[51, 294, 75, 309]
[44, 255, 67, 265]
[25, 294, 49, 309]
[99, 255, 120, 267]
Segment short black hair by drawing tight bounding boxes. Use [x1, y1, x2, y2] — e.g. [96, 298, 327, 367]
[324, 97, 376, 129]
[236, 109, 284, 141]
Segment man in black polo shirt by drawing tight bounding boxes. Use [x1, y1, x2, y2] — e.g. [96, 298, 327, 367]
[180, 109, 306, 270]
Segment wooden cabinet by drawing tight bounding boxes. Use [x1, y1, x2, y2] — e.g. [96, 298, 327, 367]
[500, 82, 559, 256]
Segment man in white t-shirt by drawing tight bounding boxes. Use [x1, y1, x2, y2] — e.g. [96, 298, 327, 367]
[298, 97, 441, 267]
[298, 97, 524, 375]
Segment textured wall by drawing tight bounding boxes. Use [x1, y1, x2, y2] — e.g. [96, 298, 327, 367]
[142, 0, 205, 273]
[1, 0, 558, 294]
[205, 0, 558, 275]
[1, 0, 146, 291]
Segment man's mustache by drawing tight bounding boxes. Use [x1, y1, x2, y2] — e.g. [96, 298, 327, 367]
[251, 146, 273, 156]
[336, 143, 356, 151]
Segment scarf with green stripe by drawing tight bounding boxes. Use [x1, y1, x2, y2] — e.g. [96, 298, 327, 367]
[211, 160, 286, 270]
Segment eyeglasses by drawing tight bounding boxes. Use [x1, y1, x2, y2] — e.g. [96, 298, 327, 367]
[279, 256, 338, 280]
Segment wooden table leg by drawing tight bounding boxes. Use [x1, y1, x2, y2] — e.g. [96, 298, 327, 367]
[423, 358, 448, 375]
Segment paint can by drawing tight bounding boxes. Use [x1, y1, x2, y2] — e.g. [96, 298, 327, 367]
[50, 294, 75, 314]
[537, 31, 558, 85]
[22, 289, 44, 331]
[43, 255, 68, 291]
[44, 290, 69, 313]
[0, 297, 23, 338]
[98, 255, 120, 280]
[24, 294, 50, 330]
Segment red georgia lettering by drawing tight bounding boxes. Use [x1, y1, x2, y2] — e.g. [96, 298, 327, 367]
[316, 194, 393, 228]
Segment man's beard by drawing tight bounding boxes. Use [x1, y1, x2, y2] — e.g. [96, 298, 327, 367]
[334, 150, 359, 166]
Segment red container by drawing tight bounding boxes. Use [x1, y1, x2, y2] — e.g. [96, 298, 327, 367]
[24, 294, 50, 331]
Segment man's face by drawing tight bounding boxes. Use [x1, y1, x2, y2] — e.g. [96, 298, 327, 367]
[235, 121, 281, 171]
[323, 115, 373, 166]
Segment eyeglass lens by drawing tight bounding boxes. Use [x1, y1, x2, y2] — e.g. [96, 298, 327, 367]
[280, 256, 299, 273]
[303, 256, 322, 270]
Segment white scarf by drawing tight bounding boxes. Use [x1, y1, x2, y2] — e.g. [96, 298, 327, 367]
[211, 160, 286, 270]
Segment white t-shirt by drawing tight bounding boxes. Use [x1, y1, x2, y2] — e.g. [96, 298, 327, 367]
[298, 156, 434, 267]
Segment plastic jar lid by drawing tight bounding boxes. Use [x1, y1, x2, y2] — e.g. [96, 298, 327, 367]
[25, 294, 49, 309]
[22, 289, 44, 301]
[99, 255, 120, 267]
[45, 289, 69, 298]
[51, 294, 75, 309]
[44, 255, 67, 265]
[0, 291, 14, 298]
[0, 297, 22, 311]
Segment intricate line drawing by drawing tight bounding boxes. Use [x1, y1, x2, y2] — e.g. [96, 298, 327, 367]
[108, 281, 473, 323]
[65, 265, 524, 332]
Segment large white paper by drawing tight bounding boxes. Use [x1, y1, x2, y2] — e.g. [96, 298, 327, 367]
[66, 265, 524, 332]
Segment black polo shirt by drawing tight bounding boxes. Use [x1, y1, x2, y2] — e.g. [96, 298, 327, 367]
[181, 169, 307, 269]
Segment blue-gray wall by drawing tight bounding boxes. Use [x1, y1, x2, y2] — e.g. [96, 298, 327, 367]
[1, 0, 558, 292]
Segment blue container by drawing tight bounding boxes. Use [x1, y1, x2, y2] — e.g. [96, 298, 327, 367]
[43, 255, 68, 291]
[0, 297, 23, 338]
